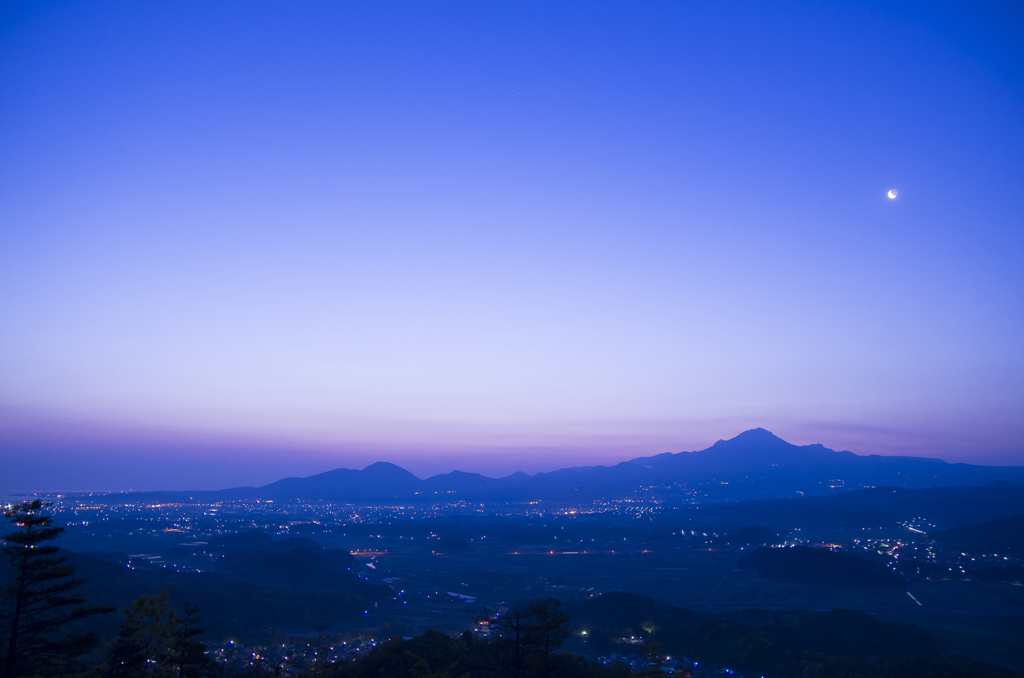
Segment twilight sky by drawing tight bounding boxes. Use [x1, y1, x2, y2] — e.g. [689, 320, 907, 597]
[1, 1, 1022, 492]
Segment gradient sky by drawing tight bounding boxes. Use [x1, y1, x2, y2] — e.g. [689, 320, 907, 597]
[1, 1, 1022, 492]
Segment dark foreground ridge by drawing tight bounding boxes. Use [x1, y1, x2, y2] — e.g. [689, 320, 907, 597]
[333, 591, 1012, 678]
[87, 428, 1024, 504]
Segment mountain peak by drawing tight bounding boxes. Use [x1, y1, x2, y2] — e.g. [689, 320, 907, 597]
[361, 462, 420, 481]
[731, 428, 784, 443]
[711, 428, 789, 449]
[701, 428, 815, 466]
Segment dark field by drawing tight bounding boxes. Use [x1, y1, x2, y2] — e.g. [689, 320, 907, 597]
[324, 533, 1024, 670]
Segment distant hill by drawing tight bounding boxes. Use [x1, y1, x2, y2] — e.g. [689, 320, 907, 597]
[701, 481, 1024, 530]
[256, 462, 421, 501]
[932, 514, 1024, 554]
[737, 546, 906, 588]
[86, 428, 1024, 505]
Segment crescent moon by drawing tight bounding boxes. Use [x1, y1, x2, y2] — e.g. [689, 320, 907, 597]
[887, 189, 898, 199]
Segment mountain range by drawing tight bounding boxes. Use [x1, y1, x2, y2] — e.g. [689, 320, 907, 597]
[89, 428, 1024, 504]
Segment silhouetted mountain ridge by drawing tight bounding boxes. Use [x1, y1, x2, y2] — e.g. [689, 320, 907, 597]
[88, 428, 1024, 504]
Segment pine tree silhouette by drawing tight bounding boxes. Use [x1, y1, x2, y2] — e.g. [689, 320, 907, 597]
[1, 500, 112, 678]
